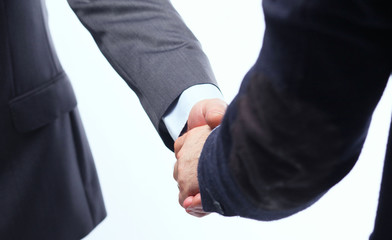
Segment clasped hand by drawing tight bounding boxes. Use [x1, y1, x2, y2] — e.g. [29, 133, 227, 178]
[173, 99, 227, 217]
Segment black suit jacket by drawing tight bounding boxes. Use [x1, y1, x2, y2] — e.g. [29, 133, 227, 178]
[197, 0, 392, 239]
[0, 0, 216, 239]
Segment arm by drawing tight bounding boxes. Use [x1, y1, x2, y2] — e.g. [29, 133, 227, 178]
[176, 0, 392, 219]
[67, 0, 220, 148]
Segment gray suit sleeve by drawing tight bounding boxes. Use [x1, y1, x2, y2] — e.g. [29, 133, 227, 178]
[67, 0, 217, 149]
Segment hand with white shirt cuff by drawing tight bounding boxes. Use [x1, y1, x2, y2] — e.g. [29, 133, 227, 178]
[163, 84, 227, 217]
[174, 102, 226, 217]
[163, 84, 226, 139]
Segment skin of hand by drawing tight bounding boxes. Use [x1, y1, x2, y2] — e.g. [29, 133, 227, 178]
[174, 125, 212, 216]
[186, 98, 227, 131]
[183, 193, 208, 217]
[174, 98, 227, 217]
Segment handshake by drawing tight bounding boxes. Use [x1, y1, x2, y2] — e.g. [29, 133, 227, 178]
[173, 98, 227, 218]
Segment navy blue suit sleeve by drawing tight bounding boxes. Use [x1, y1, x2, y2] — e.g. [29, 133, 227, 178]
[198, 0, 392, 220]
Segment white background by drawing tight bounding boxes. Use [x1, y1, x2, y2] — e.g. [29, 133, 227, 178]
[45, 1, 391, 239]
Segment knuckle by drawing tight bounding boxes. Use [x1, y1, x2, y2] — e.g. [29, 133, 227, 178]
[173, 164, 178, 180]
[177, 179, 185, 192]
[174, 142, 180, 154]
[175, 150, 183, 160]
[174, 140, 181, 154]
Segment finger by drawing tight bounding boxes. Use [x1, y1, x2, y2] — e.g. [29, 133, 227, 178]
[183, 196, 193, 209]
[186, 208, 208, 215]
[188, 193, 203, 210]
[185, 209, 209, 218]
[184, 195, 203, 210]
[187, 205, 204, 212]
[185, 206, 210, 218]
[185, 194, 204, 213]
[173, 161, 178, 181]
[179, 190, 187, 207]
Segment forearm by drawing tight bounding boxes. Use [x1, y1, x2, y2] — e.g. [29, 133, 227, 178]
[198, 73, 346, 220]
[197, 0, 391, 219]
[67, 0, 217, 147]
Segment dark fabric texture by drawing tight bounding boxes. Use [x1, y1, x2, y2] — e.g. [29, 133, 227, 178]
[198, 0, 392, 238]
[1, 0, 106, 238]
[1, 0, 216, 238]
[67, 0, 218, 149]
[9, 73, 77, 133]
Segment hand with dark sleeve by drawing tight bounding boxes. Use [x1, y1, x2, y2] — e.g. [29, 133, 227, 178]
[67, 0, 221, 149]
[176, 0, 392, 219]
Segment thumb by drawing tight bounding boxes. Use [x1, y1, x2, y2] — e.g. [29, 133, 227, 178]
[204, 99, 227, 129]
[187, 99, 227, 131]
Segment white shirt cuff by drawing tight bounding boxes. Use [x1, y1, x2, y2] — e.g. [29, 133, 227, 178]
[163, 84, 224, 140]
